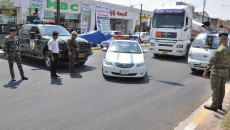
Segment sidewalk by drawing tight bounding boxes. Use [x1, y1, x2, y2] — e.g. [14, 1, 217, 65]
[178, 84, 230, 130]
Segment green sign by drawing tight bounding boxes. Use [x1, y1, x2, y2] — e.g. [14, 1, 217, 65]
[46, 0, 79, 12]
[44, 11, 54, 18]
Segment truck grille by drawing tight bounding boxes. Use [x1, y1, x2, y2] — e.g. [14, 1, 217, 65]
[78, 42, 89, 50]
[115, 63, 135, 68]
[159, 44, 173, 47]
[159, 32, 177, 38]
[159, 49, 172, 52]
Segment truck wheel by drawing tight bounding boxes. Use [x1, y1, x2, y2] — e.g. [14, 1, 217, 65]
[191, 68, 196, 72]
[45, 52, 51, 69]
[154, 54, 159, 57]
[78, 61, 86, 66]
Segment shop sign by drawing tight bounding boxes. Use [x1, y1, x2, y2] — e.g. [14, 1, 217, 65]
[44, 11, 54, 18]
[96, 6, 110, 33]
[110, 9, 131, 19]
[31, 0, 45, 20]
[65, 14, 80, 19]
[45, 0, 81, 14]
[141, 14, 151, 20]
[81, 3, 91, 34]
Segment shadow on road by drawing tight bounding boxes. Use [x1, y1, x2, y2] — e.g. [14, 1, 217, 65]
[12, 56, 97, 74]
[3, 80, 23, 89]
[103, 73, 150, 85]
[70, 73, 83, 79]
[157, 80, 184, 86]
[152, 55, 187, 64]
[51, 78, 63, 86]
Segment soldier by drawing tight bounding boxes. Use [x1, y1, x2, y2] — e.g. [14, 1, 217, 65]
[203, 32, 230, 111]
[67, 31, 79, 75]
[3, 28, 28, 81]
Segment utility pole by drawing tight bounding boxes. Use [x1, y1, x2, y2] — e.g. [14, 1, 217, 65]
[139, 4, 142, 43]
[57, 0, 60, 25]
[202, 0, 206, 23]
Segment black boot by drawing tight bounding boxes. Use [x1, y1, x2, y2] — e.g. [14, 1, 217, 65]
[21, 76, 28, 80]
[11, 77, 16, 82]
[218, 106, 222, 110]
[204, 105, 217, 111]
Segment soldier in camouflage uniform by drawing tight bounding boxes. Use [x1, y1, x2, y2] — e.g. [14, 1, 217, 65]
[3, 28, 28, 81]
[67, 31, 79, 75]
[203, 32, 230, 111]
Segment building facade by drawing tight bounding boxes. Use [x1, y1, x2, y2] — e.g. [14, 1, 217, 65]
[0, 0, 153, 34]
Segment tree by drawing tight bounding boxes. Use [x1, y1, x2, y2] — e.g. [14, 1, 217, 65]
[0, 0, 15, 18]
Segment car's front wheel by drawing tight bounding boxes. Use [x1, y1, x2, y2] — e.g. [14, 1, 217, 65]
[44, 51, 51, 69]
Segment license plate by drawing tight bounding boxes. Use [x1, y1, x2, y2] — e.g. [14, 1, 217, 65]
[78, 53, 85, 58]
[120, 70, 129, 75]
[200, 63, 207, 67]
[162, 51, 168, 55]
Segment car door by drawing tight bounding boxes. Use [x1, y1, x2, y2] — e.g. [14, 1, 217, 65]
[30, 26, 42, 56]
[20, 26, 31, 54]
[146, 33, 150, 41]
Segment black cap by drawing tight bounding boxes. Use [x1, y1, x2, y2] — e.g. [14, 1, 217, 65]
[219, 33, 228, 37]
[9, 28, 17, 32]
[53, 31, 59, 36]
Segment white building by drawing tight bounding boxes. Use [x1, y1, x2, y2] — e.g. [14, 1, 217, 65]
[0, 0, 152, 34]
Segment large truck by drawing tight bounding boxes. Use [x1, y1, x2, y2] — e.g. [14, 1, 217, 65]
[149, 5, 206, 57]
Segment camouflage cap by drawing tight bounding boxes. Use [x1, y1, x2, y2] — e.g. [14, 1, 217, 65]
[71, 31, 78, 35]
[9, 28, 17, 32]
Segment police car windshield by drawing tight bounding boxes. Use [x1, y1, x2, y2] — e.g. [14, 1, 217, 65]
[40, 26, 70, 36]
[192, 35, 220, 49]
[108, 41, 142, 54]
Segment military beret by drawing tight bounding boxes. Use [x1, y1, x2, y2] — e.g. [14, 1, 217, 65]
[9, 28, 17, 32]
[71, 31, 78, 35]
[53, 31, 59, 36]
[219, 33, 228, 37]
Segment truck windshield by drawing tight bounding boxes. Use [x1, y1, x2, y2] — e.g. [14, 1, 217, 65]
[152, 14, 185, 29]
[192, 35, 220, 49]
[40, 26, 70, 36]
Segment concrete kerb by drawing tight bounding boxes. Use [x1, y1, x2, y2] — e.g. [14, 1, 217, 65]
[175, 84, 230, 130]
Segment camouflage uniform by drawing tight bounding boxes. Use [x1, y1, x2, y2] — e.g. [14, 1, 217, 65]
[66, 38, 78, 72]
[3, 35, 25, 79]
[204, 44, 230, 108]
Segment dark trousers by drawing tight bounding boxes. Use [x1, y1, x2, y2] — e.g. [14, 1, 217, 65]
[50, 53, 59, 77]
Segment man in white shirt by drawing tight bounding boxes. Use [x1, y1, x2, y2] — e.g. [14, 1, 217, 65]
[48, 31, 61, 79]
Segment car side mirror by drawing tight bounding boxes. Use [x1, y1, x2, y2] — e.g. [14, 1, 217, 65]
[30, 32, 36, 39]
[143, 49, 148, 53]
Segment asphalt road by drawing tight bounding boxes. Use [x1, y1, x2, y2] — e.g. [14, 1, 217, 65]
[0, 48, 213, 130]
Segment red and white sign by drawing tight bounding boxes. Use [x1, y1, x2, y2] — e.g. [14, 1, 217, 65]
[110, 9, 131, 19]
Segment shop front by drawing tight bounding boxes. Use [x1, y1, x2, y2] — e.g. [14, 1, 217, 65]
[44, 0, 81, 32]
[135, 13, 151, 33]
[110, 9, 132, 34]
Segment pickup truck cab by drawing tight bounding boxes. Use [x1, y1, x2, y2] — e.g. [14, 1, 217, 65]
[19, 24, 92, 68]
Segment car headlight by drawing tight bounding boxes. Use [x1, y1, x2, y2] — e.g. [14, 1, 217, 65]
[150, 43, 155, 46]
[136, 61, 145, 67]
[104, 59, 113, 66]
[176, 45, 183, 48]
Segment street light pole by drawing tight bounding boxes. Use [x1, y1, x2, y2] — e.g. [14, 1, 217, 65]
[139, 4, 142, 43]
[202, 0, 206, 23]
[57, 0, 60, 25]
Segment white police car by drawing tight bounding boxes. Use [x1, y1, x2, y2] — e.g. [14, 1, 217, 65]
[188, 30, 230, 72]
[102, 40, 148, 78]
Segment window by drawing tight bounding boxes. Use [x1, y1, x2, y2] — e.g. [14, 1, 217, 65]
[21, 26, 30, 36]
[31, 27, 40, 34]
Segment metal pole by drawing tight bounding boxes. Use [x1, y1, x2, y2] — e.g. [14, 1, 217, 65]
[202, 0, 206, 23]
[57, 0, 60, 25]
[139, 4, 142, 43]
